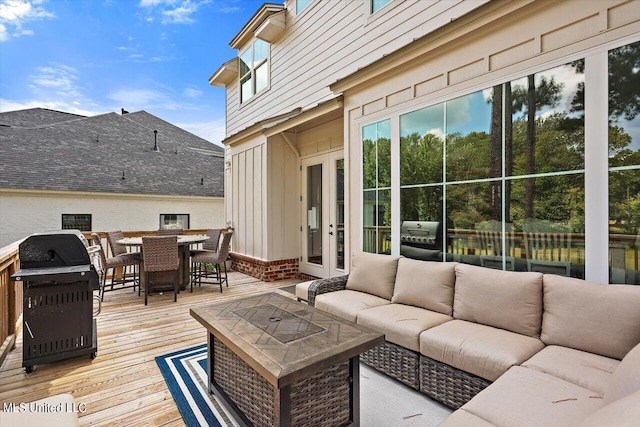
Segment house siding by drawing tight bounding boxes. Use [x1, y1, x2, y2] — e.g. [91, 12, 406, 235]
[0, 190, 224, 247]
[224, 0, 490, 137]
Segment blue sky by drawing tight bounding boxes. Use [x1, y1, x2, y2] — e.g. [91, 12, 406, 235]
[0, 0, 267, 146]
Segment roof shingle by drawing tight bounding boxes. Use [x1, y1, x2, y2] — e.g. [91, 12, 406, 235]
[0, 109, 224, 197]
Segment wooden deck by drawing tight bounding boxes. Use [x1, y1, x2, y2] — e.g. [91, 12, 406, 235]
[0, 272, 302, 426]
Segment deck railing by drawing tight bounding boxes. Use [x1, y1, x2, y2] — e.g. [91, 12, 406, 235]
[0, 229, 208, 369]
[0, 240, 21, 369]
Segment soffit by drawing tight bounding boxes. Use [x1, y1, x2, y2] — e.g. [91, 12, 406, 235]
[222, 95, 344, 146]
[209, 57, 239, 87]
[229, 3, 286, 50]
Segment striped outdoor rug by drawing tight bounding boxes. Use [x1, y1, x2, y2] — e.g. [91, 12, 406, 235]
[155, 344, 237, 427]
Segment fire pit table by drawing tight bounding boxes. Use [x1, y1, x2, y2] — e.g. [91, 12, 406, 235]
[190, 292, 384, 427]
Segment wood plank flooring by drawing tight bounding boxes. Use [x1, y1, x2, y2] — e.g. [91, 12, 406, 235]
[0, 272, 302, 426]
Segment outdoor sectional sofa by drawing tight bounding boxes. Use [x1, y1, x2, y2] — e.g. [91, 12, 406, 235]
[302, 252, 640, 426]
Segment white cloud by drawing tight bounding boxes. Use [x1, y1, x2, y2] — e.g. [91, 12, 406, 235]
[138, 0, 206, 25]
[0, 0, 55, 41]
[177, 118, 225, 146]
[183, 88, 202, 99]
[107, 88, 166, 107]
[29, 64, 81, 97]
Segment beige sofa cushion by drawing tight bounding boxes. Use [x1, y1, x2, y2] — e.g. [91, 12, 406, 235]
[578, 390, 640, 427]
[439, 409, 496, 427]
[541, 275, 640, 360]
[522, 345, 619, 395]
[357, 303, 452, 352]
[314, 289, 390, 323]
[453, 263, 543, 337]
[345, 252, 401, 300]
[391, 259, 456, 315]
[605, 342, 640, 404]
[460, 366, 604, 427]
[419, 320, 545, 381]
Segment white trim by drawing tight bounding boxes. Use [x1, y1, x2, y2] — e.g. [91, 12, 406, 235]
[390, 115, 400, 256]
[584, 51, 609, 285]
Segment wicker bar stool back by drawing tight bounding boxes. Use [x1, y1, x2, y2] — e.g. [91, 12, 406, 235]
[106, 230, 128, 256]
[191, 230, 233, 293]
[158, 228, 183, 236]
[91, 233, 138, 301]
[141, 236, 180, 305]
[105, 230, 140, 293]
[189, 228, 222, 284]
[202, 229, 222, 251]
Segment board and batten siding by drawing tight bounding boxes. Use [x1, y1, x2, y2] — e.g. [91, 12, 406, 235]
[227, 113, 344, 261]
[339, 0, 640, 265]
[0, 190, 224, 247]
[224, 0, 491, 138]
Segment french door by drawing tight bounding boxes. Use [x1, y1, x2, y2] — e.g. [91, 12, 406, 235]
[300, 152, 345, 278]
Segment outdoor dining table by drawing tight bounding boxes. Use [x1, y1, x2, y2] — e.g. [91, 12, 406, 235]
[116, 234, 209, 291]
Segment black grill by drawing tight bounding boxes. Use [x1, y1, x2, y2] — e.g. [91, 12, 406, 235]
[11, 230, 99, 373]
[400, 221, 442, 249]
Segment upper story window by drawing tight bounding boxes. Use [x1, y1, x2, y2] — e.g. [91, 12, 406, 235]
[371, 0, 392, 14]
[239, 39, 270, 103]
[296, 0, 312, 14]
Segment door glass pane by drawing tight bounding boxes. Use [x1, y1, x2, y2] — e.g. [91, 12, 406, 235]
[336, 159, 345, 270]
[307, 164, 323, 265]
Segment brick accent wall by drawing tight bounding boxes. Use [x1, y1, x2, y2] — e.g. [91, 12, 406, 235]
[230, 252, 301, 282]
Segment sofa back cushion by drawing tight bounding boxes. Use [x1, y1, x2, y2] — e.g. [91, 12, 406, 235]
[541, 275, 640, 360]
[345, 252, 401, 300]
[605, 343, 640, 404]
[453, 263, 543, 337]
[392, 259, 456, 315]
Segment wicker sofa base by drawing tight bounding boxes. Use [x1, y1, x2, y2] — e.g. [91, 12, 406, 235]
[419, 355, 492, 409]
[361, 341, 420, 390]
[212, 337, 352, 426]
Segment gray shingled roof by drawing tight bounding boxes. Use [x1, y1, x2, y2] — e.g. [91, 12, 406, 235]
[0, 108, 224, 197]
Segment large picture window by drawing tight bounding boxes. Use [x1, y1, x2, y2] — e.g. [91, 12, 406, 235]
[239, 39, 269, 103]
[394, 60, 586, 277]
[608, 41, 640, 285]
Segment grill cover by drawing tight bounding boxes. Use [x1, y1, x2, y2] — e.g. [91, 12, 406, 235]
[13, 230, 98, 288]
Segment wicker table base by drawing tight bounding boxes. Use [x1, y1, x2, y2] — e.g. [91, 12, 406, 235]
[192, 293, 383, 427]
[210, 336, 354, 427]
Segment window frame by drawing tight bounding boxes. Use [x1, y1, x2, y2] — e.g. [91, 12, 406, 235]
[159, 214, 190, 230]
[239, 39, 270, 104]
[296, 0, 313, 15]
[371, 0, 392, 15]
[62, 214, 92, 232]
[355, 37, 640, 284]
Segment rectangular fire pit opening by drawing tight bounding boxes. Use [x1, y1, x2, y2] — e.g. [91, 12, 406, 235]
[233, 303, 325, 343]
